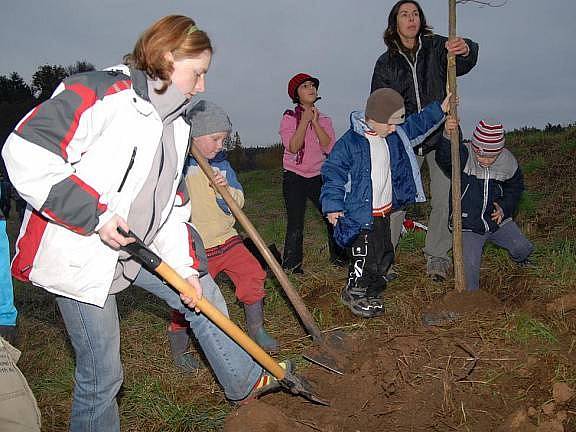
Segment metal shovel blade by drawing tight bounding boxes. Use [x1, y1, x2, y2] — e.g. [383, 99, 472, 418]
[280, 370, 330, 406]
[302, 330, 351, 375]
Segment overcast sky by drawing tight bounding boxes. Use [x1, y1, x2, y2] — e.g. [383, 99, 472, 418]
[1, 0, 575, 147]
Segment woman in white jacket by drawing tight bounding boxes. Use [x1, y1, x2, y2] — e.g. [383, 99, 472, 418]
[2, 15, 280, 431]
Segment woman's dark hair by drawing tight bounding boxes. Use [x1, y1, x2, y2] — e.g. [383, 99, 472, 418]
[383, 0, 433, 54]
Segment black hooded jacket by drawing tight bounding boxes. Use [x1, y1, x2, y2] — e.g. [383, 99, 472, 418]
[371, 34, 479, 155]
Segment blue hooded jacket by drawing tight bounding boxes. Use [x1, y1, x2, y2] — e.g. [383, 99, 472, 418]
[320, 101, 445, 247]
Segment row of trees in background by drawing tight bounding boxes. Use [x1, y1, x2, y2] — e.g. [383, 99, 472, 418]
[223, 132, 283, 171]
[0, 61, 96, 148]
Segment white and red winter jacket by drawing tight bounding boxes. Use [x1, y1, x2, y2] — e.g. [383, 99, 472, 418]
[2, 65, 199, 307]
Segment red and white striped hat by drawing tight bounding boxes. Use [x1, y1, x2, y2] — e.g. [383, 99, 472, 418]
[471, 118, 505, 156]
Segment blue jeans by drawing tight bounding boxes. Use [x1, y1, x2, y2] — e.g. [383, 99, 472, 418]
[462, 221, 534, 291]
[0, 220, 16, 327]
[57, 270, 262, 432]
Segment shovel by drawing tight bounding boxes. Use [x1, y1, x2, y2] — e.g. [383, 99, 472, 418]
[118, 228, 329, 406]
[190, 144, 349, 374]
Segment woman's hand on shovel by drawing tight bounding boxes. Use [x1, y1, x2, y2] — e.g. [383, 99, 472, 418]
[179, 275, 203, 313]
[98, 215, 135, 250]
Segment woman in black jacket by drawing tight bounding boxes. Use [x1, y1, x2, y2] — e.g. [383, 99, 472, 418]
[370, 0, 479, 281]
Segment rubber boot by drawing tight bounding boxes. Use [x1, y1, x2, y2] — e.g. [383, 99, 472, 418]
[167, 327, 203, 372]
[244, 300, 279, 353]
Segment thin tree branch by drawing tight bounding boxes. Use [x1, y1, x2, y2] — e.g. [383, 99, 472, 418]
[456, 0, 508, 6]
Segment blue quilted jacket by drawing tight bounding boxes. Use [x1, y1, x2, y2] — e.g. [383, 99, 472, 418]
[321, 102, 445, 247]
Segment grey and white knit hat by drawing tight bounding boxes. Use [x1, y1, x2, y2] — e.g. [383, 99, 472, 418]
[186, 100, 232, 138]
[471, 118, 505, 156]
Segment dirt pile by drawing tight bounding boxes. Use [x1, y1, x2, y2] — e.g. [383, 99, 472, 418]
[422, 290, 504, 326]
[224, 286, 575, 432]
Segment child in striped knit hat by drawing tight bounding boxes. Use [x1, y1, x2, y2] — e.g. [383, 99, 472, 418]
[436, 117, 534, 291]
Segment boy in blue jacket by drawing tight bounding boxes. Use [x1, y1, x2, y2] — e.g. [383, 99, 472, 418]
[321, 88, 449, 318]
[436, 117, 533, 291]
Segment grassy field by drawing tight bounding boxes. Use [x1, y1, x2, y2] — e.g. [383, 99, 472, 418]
[10, 125, 576, 431]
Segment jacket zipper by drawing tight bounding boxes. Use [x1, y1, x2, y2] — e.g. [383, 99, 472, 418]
[480, 166, 490, 232]
[399, 43, 422, 112]
[461, 183, 470, 201]
[399, 42, 422, 154]
[117, 147, 137, 192]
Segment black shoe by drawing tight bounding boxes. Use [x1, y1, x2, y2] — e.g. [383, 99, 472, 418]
[341, 286, 385, 318]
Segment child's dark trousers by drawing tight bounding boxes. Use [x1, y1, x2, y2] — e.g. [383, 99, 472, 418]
[346, 216, 394, 298]
[462, 220, 533, 291]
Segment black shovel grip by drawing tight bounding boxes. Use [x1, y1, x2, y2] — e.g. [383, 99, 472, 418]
[117, 227, 162, 270]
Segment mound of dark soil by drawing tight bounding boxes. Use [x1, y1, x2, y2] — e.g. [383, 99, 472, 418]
[224, 330, 515, 430]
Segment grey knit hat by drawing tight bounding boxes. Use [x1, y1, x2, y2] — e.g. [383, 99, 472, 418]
[186, 100, 232, 138]
[365, 88, 405, 125]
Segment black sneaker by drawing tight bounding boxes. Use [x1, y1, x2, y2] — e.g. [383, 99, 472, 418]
[341, 286, 384, 318]
[383, 272, 398, 283]
[349, 296, 385, 318]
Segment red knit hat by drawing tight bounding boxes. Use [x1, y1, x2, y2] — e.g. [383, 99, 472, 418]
[288, 73, 319, 103]
[471, 118, 505, 156]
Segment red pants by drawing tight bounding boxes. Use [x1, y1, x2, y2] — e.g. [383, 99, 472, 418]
[207, 242, 266, 305]
[170, 240, 267, 331]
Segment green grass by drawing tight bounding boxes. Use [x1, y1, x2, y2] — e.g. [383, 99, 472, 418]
[522, 156, 546, 174]
[559, 139, 576, 152]
[517, 191, 543, 217]
[30, 353, 75, 396]
[121, 376, 229, 432]
[534, 240, 576, 286]
[504, 312, 558, 345]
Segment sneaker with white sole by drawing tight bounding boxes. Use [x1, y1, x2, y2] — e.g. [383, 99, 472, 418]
[240, 360, 292, 404]
[341, 286, 384, 318]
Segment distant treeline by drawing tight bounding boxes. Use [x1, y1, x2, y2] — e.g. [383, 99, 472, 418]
[222, 132, 283, 172]
[0, 61, 96, 163]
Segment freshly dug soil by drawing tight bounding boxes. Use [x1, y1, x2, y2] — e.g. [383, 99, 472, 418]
[224, 306, 574, 432]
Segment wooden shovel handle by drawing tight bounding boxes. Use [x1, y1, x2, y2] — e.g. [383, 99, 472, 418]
[190, 145, 324, 343]
[156, 261, 285, 379]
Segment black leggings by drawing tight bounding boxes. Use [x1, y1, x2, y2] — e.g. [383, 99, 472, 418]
[282, 170, 345, 270]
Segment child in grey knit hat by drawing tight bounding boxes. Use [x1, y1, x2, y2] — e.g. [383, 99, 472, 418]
[167, 101, 278, 373]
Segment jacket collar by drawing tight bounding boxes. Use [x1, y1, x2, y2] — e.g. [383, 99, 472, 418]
[130, 68, 150, 102]
[350, 111, 372, 136]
